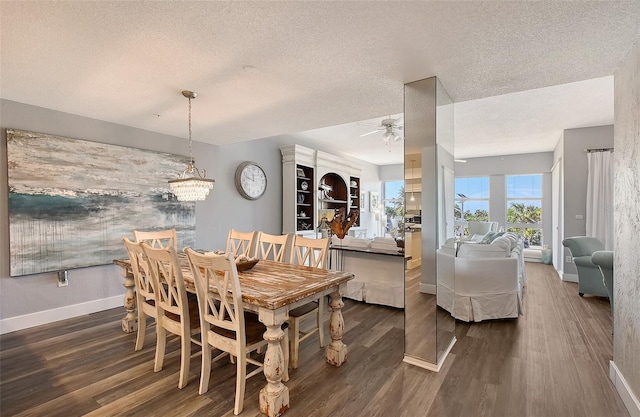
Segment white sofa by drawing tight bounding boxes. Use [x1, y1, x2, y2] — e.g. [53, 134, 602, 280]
[437, 232, 526, 322]
[330, 236, 405, 308]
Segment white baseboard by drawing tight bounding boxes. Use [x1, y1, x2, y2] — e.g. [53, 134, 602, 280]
[0, 295, 123, 335]
[610, 361, 640, 417]
[403, 336, 456, 372]
[562, 273, 579, 283]
[419, 283, 436, 295]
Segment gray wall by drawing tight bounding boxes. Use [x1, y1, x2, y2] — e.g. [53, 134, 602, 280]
[379, 164, 403, 182]
[212, 137, 287, 249]
[454, 152, 554, 247]
[559, 125, 614, 276]
[613, 39, 640, 408]
[0, 99, 220, 320]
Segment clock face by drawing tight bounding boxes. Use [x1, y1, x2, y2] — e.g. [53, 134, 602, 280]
[235, 162, 267, 200]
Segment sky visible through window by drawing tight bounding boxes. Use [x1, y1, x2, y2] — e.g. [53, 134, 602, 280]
[384, 181, 404, 200]
[455, 177, 489, 214]
[507, 174, 543, 210]
[507, 175, 542, 198]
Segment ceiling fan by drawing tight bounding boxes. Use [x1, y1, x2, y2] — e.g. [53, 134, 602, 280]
[359, 116, 404, 143]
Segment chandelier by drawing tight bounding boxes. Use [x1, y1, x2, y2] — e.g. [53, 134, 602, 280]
[168, 90, 215, 202]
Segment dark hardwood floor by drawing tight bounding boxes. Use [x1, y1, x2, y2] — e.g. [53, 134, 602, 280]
[0, 263, 628, 417]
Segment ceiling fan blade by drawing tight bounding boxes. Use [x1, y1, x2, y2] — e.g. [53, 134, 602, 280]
[359, 129, 383, 137]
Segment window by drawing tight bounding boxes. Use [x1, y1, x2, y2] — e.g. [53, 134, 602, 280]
[455, 177, 489, 236]
[383, 180, 404, 235]
[506, 174, 542, 246]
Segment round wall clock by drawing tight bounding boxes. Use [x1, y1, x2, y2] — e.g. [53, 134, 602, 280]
[235, 161, 267, 200]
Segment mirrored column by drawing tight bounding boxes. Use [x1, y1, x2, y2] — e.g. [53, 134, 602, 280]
[403, 76, 456, 370]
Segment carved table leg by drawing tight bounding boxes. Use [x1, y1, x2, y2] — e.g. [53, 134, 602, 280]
[326, 289, 348, 366]
[259, 308, 290, 417]
[117, 265, 137, 333]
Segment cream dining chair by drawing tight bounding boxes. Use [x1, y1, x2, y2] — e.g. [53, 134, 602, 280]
[133, 228, 178, 250]
[255, 232, 291, 262]
[288, 235, 330, 369]
[122, 237, 159, 351]
[184, 248, 289, 415]
[141, 243, 201, 389]
[226, 229, 257, 257]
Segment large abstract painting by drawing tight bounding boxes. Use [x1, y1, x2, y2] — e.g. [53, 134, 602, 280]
[7, 129, 196, 277]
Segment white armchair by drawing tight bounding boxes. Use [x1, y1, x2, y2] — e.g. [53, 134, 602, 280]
[467, 221, 498, 236]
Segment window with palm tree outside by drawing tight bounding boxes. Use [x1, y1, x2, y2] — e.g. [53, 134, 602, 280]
[506, 174, 543, 246]
[383, 180, 404, 236]
[454, 177, 489, 236]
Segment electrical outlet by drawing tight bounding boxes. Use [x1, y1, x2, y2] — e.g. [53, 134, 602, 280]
[57, 270, 69, 287]
[566, 256, 573, 263]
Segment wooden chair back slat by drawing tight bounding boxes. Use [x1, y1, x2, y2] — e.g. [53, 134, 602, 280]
[122, 237, 156, 300]
[256, 232, 291, 262]
[291, 236, 329, 269]
[141, 243, 189, 319]
[133, 229, 178, 250]
[122, 236, 160, 351]
[226, 229, 257, 257]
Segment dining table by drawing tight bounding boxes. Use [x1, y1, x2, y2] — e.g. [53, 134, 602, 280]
[113, 255, 354, 417]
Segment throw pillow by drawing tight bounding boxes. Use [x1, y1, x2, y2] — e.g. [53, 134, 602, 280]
[481, 231, 497, 244]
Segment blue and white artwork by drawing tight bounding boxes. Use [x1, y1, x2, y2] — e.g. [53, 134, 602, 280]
[7, 129, 196, 277]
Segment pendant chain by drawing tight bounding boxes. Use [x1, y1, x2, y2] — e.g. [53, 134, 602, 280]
[188, 97, 194, 164]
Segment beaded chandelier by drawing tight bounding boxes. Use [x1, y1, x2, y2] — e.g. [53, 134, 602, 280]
[168, 90, 215, 202]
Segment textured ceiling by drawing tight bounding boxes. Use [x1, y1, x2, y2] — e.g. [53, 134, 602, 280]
[1, 1, 639, 163]
[294, 76, 614, 165]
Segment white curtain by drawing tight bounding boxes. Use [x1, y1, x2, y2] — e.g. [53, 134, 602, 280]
[586, 150, 614, 250]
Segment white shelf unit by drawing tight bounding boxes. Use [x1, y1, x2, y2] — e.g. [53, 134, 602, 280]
[281, 144, 316, 235]
[281, 145, 362, 236]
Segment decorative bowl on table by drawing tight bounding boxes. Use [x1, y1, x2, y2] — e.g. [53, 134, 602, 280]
[235, 256, 259, 272]
[203, 249, 225, 255]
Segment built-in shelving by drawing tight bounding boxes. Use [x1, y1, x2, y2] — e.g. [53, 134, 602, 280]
[318, 173, 347, 215]
[281, 144, 362, 236]
[349, 176, 361, 226]
[295, 165, 315, 232]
